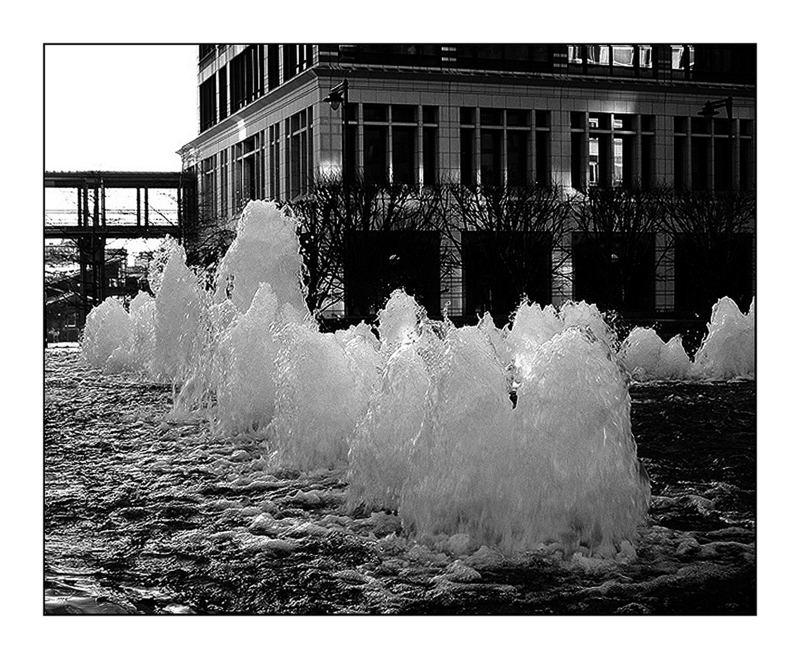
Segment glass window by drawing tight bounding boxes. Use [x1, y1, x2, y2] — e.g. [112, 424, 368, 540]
[507, 109, 530, 127]
[613, 137, 628, 187]
[460, 107, 475, 125]
[614, 114, 635, 131]
[611, 45, 635, 67]
[364, 125, 388, 184]
[536, 110, 550, 129]
[392, 126, 416, 185]
[200, 77, 216, 131]
[588, 137, 600, 187]
[218, 67, 228, 120]
[363, 104, 388, 123]
[535, 131, 550, 186]
[691, 117, 710, 135]
[671, 44, 695, 70]
[691, 137, 710, 191]
[392, 104, 416, 124]
[714, 118, 732, 136]
[674, 136, 687, 191]
[480, 129, 503, 187]
[480, 108, 503, 126]
[639, 45, 653, 69]
[507, 132, 528, 187]
[586, 45, 609, 65]
[740, 139, 753, 191]
[422, 106, 438, 124]
[423, 127, 437, 185]
[460, 128, 475, 186]
[714, 138, 733, 192]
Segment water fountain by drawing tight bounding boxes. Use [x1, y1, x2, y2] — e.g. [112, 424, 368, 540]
[80, 200, 754, 555]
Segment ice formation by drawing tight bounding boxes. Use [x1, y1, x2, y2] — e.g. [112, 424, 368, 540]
[78, 198, 755, 556]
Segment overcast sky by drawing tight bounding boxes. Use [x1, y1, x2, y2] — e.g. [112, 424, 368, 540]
[45, 44, 198, 172]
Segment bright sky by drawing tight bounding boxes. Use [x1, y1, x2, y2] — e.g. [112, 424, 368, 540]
[45, 44, 198, 172]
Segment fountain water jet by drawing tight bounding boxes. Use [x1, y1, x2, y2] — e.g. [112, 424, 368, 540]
[78, 199, 755, 557]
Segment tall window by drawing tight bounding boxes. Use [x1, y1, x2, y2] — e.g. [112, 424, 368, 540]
[481, 127, 503, 187]
[422, 106, 438, 185]
[287, 107, 314, 198]
[267, 44, 280, 91]
[220, 149, 228, 217]
[671, 44, 695, 71]
[363, 104, 388, 185]
[391, 105, 417, 185]
[739, 120, 754, 192]
[233, 135, 260, 210]
[218, 66, 228, 121]
[199, 77, 216, 131]
[201, 156, 217, 218]
[460, 108, 476, 186]
[506, 109, 530, 187]
[480, 108, 509, 187]
[282, 44, 313, 82]
[268, 123, 281, 200]
[535, 111, 551, 186]
[230, 45, 264, 112]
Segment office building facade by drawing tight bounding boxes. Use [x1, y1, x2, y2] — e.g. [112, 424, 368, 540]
[178, 44, 756, 321]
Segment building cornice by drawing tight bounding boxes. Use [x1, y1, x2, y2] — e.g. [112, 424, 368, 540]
[315, 64, 755, 96]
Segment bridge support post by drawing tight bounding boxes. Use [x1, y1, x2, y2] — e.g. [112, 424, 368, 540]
[77, 236, 106, 325]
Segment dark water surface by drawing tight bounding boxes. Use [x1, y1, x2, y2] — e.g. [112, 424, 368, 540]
[44, 348, 755, 614]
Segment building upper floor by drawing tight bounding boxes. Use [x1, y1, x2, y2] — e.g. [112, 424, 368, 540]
[195, 44, 755, 135]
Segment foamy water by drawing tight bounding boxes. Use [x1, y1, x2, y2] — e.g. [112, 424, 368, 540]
[80, 200, 754, 554]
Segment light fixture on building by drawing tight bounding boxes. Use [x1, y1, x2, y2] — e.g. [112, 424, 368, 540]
[323, 80, 348, 111]
[698, 96, 733, 120]
[323, 80, 350, 189]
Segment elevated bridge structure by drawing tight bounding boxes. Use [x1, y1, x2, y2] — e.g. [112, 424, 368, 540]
[44, 171, 196, 325]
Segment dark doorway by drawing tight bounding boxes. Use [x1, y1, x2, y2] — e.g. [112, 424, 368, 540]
[572, 232, 656, 313]
[462, 231, 552, 320]
[674, 233, 753, 317]
[344, 230, 441, 317]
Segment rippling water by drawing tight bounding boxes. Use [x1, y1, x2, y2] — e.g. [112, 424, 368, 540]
[44, 347, 755, 614]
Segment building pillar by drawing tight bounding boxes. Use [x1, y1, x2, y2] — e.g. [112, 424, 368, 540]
[733, 119, 741, 191]
[417, 104, 424, 186]
[356, 102, 364, 176]
[474, 109, 481, 186]
[634, 115, 643, 186]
